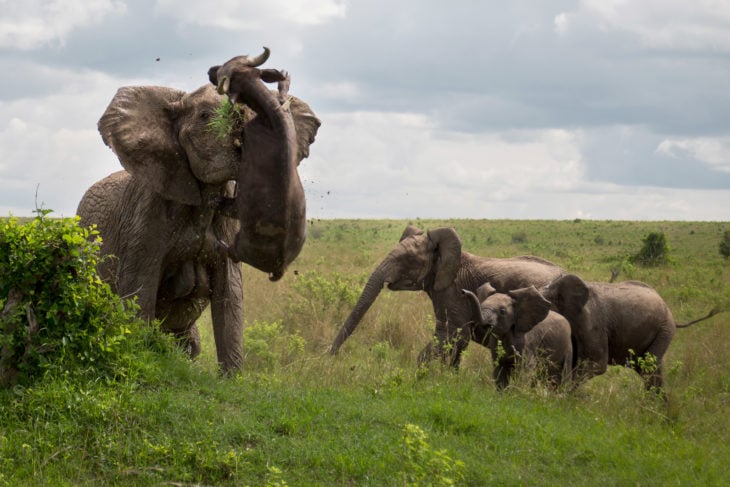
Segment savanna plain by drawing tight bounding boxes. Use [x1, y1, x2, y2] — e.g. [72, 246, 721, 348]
[2, 218, 730, 486]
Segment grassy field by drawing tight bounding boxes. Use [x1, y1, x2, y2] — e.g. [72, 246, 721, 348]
[2, 219, 729, 485]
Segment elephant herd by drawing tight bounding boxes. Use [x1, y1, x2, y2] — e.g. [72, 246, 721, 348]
[77, 49, 717, 393]
[330, 225, 719, 391]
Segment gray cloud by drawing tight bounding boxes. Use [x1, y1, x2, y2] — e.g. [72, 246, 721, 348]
[1, 1, 729, 220]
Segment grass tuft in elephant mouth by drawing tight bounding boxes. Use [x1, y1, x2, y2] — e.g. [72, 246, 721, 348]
[206, 97, 250, 140]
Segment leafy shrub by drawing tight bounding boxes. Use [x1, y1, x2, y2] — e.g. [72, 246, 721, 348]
[511, 231, 528, 244]
[720, 230, 730, 259]
[401, 423, 465, 486]
[291, 270, 362, 310]
[243, 320, 305, 371]
[0, 210, 147, 386]
[631, 231, 670, 266]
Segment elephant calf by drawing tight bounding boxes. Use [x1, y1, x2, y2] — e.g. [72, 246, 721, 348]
[463, 283, 572, 390]
[542, 273, 720, 391]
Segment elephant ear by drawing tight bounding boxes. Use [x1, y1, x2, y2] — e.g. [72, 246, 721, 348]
[476, 282, 497, 302]
[98, 86, 202, 206]
[289, 96, 321, 165]
[551, 273, 590, 319]
[508, 285, 551, 334]
[427, 227, 462, 291]
[399, 224, 423, 242]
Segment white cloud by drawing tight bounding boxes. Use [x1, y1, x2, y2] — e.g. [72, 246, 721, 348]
[0, 64, 144, 216]
[556, 0, 730, 51]
[656, 136, 730, 173]
[0, 0, 126, 50]
[301, 111, 586, 218]
[154, 0, 346, 30]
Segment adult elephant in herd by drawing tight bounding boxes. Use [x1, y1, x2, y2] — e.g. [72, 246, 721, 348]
[77, 48, 320, 372]
[329, 225, 566, 367]
[542, 273, 720, 390]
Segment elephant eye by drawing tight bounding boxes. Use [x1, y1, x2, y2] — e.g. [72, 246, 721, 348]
[499, 308, 507, 316]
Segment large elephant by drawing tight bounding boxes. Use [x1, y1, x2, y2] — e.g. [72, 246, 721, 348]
[77, 48, 320, 372]
[541, 273, 719, 390]
[329, 225, 566, 367]
[463, 283, 572, 389]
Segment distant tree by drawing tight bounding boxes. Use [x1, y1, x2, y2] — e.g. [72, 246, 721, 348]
[632, 231, 670, 266]
[720, 230, 730, 259]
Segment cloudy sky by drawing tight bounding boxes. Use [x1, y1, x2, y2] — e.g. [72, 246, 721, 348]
[1, 0, 729, 220]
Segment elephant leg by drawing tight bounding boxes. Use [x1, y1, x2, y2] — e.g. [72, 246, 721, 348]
[156, 296, 207, 359]
[417, 321, 469, 368]
[575, 359, 607, 384]
[491, 358, 512, 390]
[209, 256, 244, 373]
[436, 320, 470, 367]
[635, 330, 672, 392]
[488, 337, 514, 390]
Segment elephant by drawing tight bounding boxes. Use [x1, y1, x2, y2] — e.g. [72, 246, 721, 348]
[462, 283, 572, 389]
[329, 225, 566, 367]
[541, 273, 720, 390]
[76, 48, 320, 372]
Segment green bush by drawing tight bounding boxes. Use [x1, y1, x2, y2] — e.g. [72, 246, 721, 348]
[631, 231, 670, 266]
[401, 423, 465, 486]
[0, 210, 147, 386]
[720, 230, 730, 259]
[243, 320, 305, 371]
[511, 231, 528, 244]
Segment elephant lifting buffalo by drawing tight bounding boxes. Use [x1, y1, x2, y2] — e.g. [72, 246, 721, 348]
[77, 48, 320, 372]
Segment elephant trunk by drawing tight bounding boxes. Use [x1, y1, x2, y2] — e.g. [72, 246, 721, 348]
[330, 260, 390, 354]
[462, 289, 489, 328]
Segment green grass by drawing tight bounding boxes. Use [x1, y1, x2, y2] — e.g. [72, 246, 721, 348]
[2, 219, 729, 485]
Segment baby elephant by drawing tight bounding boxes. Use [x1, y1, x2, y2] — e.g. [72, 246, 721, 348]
[463, 283, 572, 390]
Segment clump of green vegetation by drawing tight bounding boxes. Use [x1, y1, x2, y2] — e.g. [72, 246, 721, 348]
[0, 209, 161, 386]
[632, 231, 670, 266]
[719, 230, 730, 259]
[207, 96, 245, 139]
[1, 218, 729, 485]
[243, 320, 305, 371]
[402, 423, 465, 486]
[511, 231, 528, 244]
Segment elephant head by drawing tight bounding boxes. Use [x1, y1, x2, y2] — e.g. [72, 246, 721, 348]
[329, 225, 462, 354]
[541, 273, 590, 321]
[98, 48, 319, 281]
[463, 283, 552, 350]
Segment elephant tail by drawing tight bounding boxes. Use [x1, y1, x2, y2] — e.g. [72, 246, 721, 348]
[676, 307, 723, 328]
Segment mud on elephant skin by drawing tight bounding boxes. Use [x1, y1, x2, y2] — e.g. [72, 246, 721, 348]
[77, 48, 320, 372]
[463, 283, 572, 390]
[329, 225, 566, 367]
[542, 273, 721, 391]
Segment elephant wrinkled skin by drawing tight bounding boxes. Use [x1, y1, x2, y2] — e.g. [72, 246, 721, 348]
[329, 225, 566, 367]
[463, 283, 572, 389]
[542, 273, 719, 390]
[77, 49, 320, 372]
